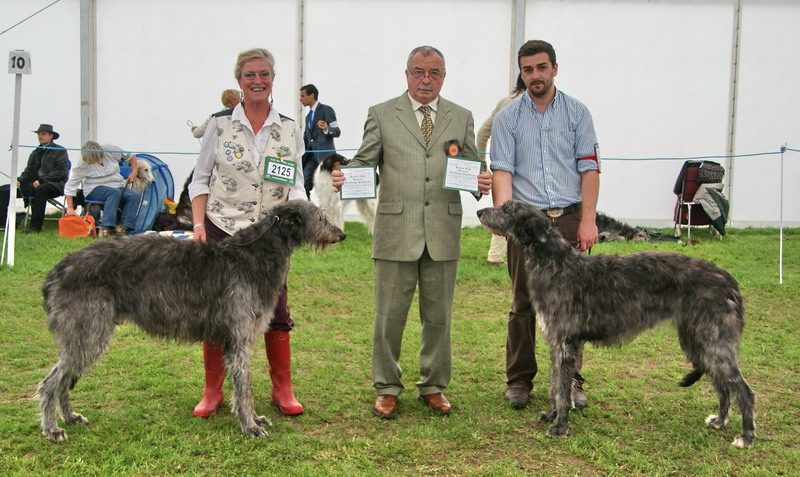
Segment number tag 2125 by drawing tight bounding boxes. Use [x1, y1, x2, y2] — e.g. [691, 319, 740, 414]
[264, 156, 296, 185]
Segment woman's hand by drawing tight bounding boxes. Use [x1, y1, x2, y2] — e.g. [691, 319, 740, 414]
[192, 224, 206, 242]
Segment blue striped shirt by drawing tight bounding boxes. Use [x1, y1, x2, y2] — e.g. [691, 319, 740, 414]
[490, 89, 599, 210]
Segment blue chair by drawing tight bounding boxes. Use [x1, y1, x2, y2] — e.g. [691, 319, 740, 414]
[80, 166, 134, 226]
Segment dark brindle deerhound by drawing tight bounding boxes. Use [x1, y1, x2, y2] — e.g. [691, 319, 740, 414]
[596, 211, 648, 242]
[477, 200, 755, 448]
[37, 200, 345, 442]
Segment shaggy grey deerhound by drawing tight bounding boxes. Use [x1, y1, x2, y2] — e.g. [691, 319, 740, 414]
[596, 211, 648, 242]
[477, 200, 755, 448]
[37, 200, 345, 442]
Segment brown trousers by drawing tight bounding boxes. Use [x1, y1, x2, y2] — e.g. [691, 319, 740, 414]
[505, 208, 585, 390]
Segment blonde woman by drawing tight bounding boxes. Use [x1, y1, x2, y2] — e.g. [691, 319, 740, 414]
[64, 141, 140, 237]
[188, 48, 307, 418]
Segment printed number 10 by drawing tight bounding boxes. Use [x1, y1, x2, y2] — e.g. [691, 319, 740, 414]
[10, 56, 26, 70]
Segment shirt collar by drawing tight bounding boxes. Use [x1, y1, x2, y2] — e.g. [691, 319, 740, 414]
[408, 93, 439, 113]
[232, 103, 283, 129]
[521, 88, 561, 112]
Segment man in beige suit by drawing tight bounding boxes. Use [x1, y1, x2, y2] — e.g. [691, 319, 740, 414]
[333, 46, 491, 419]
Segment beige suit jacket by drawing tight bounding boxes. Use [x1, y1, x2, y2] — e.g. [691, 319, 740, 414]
[349, 93, 479, 261]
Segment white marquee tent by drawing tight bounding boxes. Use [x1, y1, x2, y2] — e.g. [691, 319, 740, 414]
[2, 0, 798, 229]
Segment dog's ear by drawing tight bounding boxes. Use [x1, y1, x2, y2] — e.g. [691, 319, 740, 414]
[508, 201, 550, 245]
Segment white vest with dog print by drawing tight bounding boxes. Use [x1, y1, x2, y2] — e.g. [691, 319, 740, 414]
[207, 114, 297, 233]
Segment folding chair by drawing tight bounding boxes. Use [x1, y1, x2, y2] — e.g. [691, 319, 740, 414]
[672, 160, 725, 240]
[24, 196, 67, 228]
[23, 159, 70, 228]
[78, 166, 134, 228]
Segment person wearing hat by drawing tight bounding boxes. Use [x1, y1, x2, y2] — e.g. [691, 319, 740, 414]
[0, 124, 69, 233]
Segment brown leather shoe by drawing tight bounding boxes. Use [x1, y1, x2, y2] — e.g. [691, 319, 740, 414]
[373, 394, 398, 419]
[504, 387, 531, 409]
[418, 392, 452, 415]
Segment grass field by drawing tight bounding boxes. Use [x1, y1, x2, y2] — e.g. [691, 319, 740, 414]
[1, 219, 798, 476]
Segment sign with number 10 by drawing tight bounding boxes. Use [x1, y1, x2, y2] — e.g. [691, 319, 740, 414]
[9, 50, 32, 75]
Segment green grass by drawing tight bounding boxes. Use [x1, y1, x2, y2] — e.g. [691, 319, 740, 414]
[1, 220, 798, 476]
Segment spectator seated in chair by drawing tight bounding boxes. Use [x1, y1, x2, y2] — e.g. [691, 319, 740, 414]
[63, 141, 140, 239]
[0, 124, 69, 233]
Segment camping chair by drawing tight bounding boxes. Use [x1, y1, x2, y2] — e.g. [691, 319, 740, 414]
[24, 197, 66, 227]
[673, 160, 725, 240]
[130, 154, 174, 233]
[23, 160, 71, 228]
[78, 166, 134, 229]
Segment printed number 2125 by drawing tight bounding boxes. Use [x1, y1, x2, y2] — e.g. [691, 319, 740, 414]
[269, 164, 292, 178]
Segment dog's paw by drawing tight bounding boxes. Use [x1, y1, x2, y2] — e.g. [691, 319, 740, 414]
[705, 414, 727, 430]
[539, 411, 556, 423]
[731, 434, 755, 449]
[255, 415, 272, 427]
[547, 424, 569, 437]
[64, 412, 89, 425]
[42, 428, 67, 443]
[242, 424, 269, 438]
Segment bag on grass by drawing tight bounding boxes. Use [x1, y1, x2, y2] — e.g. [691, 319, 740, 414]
[58, 215, 97, 238]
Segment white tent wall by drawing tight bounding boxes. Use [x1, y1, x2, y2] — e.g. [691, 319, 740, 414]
[1, 1, 81, 169]
[525, 0, 734, 227]
[94, 0, 300, 185]
[1, 0, 797, 229]
[731, 0, 800, 227]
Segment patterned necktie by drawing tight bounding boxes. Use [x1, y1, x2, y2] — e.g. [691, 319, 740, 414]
[419, 105, 433, 146]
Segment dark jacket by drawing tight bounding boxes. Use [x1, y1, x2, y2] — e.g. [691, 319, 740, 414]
[18, 142, 69, 194]
[303, 103, 340, 158]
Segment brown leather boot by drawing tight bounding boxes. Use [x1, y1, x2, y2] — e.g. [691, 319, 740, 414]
[265, 330, 304, 415]
[193, 340, 226, 418]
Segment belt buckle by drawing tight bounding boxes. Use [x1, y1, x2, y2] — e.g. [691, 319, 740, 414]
[546, 208, 564, 219]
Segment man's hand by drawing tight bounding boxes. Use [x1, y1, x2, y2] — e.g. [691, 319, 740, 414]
[331, 169, 345, 192]
[576, 219, 598, 251]
[477, 171, 492, 195]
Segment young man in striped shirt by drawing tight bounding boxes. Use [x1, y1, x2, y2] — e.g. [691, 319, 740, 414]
[489, 40, 600, 409]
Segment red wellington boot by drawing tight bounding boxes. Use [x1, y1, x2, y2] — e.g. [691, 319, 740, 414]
[193, 340, 226, 418]
[265, 330, 304, 415]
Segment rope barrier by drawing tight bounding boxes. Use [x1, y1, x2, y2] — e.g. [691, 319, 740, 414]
[12, 144, 796, 162]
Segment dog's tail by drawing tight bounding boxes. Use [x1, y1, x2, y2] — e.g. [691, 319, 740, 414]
[678, 368, 703, 387]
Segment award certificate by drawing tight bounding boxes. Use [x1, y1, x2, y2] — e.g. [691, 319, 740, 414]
[340, 166, 377, 200]
[443, 157, 481, 193]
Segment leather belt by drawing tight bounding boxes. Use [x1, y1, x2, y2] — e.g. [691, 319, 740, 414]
[543, 203, 581, 220]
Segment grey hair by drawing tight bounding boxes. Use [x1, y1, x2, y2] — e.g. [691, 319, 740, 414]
[406, 45, 446, 69]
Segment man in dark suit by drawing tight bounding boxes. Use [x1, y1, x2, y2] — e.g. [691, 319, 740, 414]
[0, 124, 69, 233]
[332, 46, 492, 419]
[300, 84, 340, 198]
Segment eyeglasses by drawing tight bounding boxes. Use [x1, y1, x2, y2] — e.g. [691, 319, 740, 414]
[242, 70, 272, 79]
[408, 69, 443, 80]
